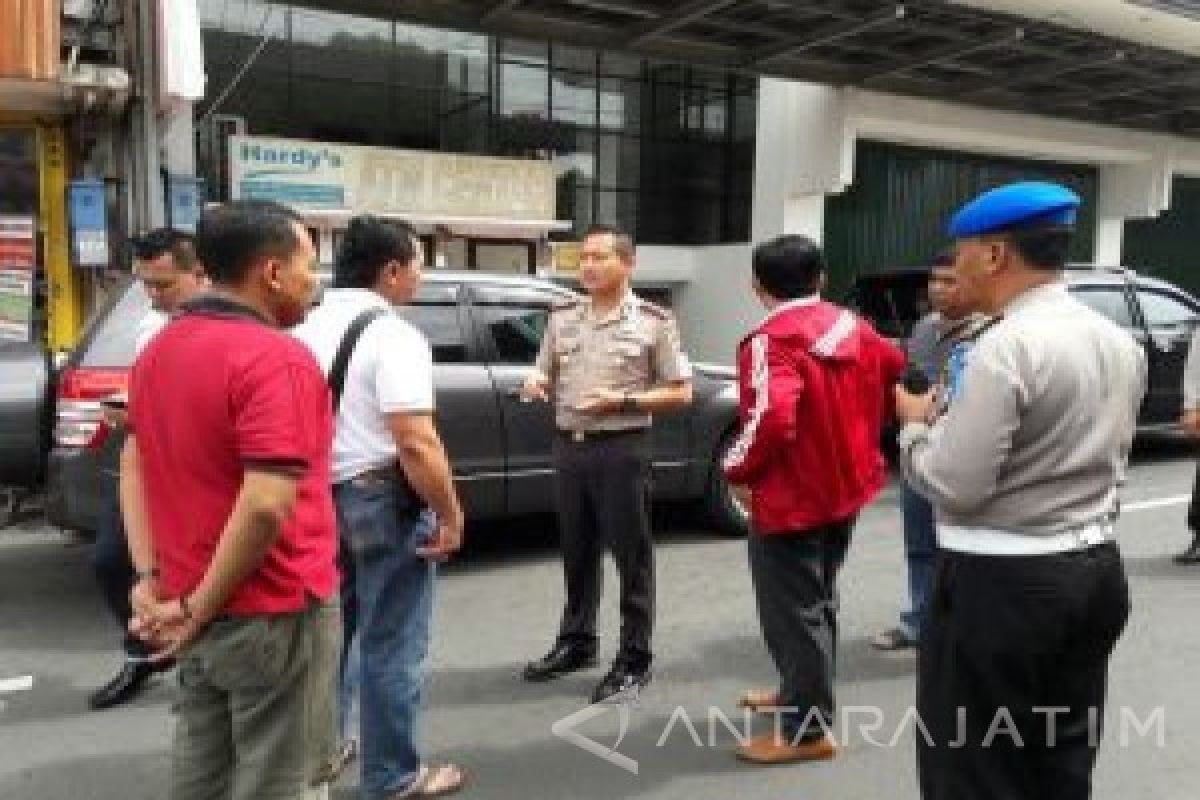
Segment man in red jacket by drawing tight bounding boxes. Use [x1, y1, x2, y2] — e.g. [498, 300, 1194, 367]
[725, 234, 905, 765]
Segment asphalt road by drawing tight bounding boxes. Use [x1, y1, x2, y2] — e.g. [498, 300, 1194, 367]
[2, 441, 1198, 800]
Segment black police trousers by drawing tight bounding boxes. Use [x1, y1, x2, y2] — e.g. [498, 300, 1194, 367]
[93, 492, 150, 659]
[918, 543, 1130, 800]
[552, 430, 654, 669]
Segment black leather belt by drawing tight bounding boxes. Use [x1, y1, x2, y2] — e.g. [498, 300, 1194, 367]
[557, 428, 650, 443]
[338, 465, 399, 488]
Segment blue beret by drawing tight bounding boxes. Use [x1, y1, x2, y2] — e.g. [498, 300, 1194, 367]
[948, 181, 1080, 239]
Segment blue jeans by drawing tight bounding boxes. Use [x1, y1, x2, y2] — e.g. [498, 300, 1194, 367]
[899, 481, 937, 640]
[334, 479, 435, 800]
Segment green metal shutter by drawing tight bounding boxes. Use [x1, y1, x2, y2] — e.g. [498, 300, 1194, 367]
[823, 141, 1098, 294]
[1122, 177, 1200, 293]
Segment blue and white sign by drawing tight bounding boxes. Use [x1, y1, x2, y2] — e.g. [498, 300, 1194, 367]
[67, 180, 109, 268]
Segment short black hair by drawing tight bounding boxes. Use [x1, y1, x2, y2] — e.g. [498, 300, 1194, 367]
[130, 227, 198, 271]
[1003, 225, 1073, 270]
[929, 249, 954, 269]
[583, 223, 635, 263]
[195, 200, 303, 287]
[333, 216, 417, 289]
[752, 235, 825, 300]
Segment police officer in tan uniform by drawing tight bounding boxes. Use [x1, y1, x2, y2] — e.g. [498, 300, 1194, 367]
[521, 224, 693, 703]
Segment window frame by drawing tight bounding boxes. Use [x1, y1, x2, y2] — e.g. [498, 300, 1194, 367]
[399, 283, 483, 365]
[1070, 284, 1140, 331]
[467, 284, 577, 366]
[1133, 286, 1200, 330]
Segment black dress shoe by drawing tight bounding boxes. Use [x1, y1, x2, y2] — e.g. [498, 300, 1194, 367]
[522, 643, 598, 682]
[88, 660, 169, 710]
[591, 662, 652, 704]
[1174, 537, 1200, 565]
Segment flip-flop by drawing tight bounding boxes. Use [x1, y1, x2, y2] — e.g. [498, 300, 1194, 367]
[391, 764, 467, 798]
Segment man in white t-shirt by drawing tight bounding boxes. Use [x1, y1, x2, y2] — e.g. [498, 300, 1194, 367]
[294, 216, 466, 799]
[90, 228, 207, 711]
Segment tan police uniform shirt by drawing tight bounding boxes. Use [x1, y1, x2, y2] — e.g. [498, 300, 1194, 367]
[534, 290, 692, 433]
[899, 282, 1147, 538]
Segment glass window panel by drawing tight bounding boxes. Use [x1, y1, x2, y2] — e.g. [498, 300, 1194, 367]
[401, 304, 469, 363]
[599, 77, 640, 132]
[501, 62, 549, 118]
[552, 129, 596, 183]
[595, 190, 637, 233]
[477, 306, 550, 364]
[1074, 287, 1136, 329]
[704, 91, 728, 137]
[553, 44, 596, 72]
[601, 51, 642, 78]
[501, 38, 549, 65]
[1137, 289, 1200, 328]
[597, 134, 639, 189]
[199, 0, 287, 36]
[552, 71, 597, 127]
[290, 8, 391, 83]
[292, 78, 392, 146]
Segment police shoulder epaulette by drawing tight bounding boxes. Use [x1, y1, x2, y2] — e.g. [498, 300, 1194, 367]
[636, 299, 670, 320]
[552, 299, 582, 312]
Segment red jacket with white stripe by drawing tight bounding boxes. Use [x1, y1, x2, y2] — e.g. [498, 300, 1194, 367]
[723, 298, 906, 535]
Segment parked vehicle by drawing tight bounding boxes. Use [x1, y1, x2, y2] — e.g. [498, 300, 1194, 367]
[3, 272, 745, 537]
[848, 264, 1200, 431]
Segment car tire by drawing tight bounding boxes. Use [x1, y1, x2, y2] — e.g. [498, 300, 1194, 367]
[704, 430, 751, 537]
[0, 341, 53, 488]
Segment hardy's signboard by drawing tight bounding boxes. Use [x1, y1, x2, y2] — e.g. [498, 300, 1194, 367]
[228, 135, 557, 222]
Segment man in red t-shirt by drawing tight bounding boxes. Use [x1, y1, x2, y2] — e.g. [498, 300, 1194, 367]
[121, 199, 340, 799]
[724, 235, 905, 766]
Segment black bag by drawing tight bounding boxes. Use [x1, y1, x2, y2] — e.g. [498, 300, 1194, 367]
[329, 308, 426, 515]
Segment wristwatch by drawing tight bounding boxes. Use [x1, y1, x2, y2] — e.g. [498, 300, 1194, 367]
[620, 394, 639, 414]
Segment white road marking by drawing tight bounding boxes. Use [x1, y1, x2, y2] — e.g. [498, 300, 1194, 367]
[0, 675, 33, 693]
[1124, 495, 1191, 514]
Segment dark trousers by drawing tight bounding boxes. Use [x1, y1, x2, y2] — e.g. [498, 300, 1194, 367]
[900, 481, 938, 640]
[1188, 460, 1200, 532]
[553, 431, 655, 669]
[748, 518, 854, 741]
[92, 493, 148, 659]
[918, 543, 1131, 800]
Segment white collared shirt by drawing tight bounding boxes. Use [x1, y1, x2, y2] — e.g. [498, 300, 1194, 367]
[293, 288, 434, 483]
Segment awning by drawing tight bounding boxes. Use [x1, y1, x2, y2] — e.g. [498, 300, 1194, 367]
[297, 208, 573, 237]
[304, 0, 1200, 138]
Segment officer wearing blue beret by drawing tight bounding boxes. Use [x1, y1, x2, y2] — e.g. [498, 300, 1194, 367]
[894, 181, 1147, 800]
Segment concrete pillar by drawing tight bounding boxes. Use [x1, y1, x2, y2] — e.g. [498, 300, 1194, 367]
[1093, 217, 1125, 267]
[1096, 161, 1174, 267]
[162, 104, 196, 176]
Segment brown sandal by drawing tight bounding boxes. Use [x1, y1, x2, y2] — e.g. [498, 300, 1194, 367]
[390, 764, 467, 798]
[738, 688, 781, 712]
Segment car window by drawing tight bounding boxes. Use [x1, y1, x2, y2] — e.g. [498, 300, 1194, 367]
[1136, 289, 1200, 329]
[80, 282, 151, 367]
[1072, 286, 1136, 329]
[477, 306, 550, 365]
[400, 303, 469, 364]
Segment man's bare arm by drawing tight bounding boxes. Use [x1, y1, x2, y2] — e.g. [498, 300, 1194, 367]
[387, 412, 463, 529]
[186, 469, 299, 622]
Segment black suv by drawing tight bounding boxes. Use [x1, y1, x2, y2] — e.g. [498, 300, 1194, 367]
[850, 264, 1200, 430]
[3, 272, 746, 537]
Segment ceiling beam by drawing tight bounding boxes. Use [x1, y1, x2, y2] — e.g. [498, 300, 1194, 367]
[480, 0, 523, 24]
[624, 0, 741, 46]
[748, 4, 907, 67]
[1052, 67, 1200, 106]
[953, 49, 1127, 97]
[856, 26, 1025, 84]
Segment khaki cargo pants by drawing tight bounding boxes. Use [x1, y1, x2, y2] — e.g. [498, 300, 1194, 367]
[170, 596, 341, 800]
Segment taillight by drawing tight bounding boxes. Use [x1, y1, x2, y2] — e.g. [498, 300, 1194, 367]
[55, 368, 128, 449]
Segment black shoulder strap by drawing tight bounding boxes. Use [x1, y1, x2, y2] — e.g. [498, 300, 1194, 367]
[329, 308, 388, 411]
